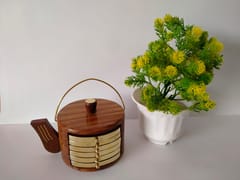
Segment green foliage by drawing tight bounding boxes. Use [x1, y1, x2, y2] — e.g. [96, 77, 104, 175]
[125, 14, 224, 115]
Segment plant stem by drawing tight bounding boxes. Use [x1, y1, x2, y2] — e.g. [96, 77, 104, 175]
[147, 76, 154, 86]
[162, 81, 171, 98]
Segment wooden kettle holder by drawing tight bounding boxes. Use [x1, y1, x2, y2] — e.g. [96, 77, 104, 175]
[31, 78, 125, 171]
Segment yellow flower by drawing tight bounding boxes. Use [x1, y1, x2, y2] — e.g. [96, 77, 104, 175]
[171, 51, 185, 64]
[164, 65, 178, 78]
[134, 53, 150, 69]
[136, 57, 144, 69]
[195, 60, 206, 75]
[131, 58, 137, 70]
[142, 52, 150, 64]
[149, 66, 161, 79]
[187, 83, 206, 96]
[199, 93, 209, 101]
[154, 18, 164, 27]
[209, 37, 224, 54]
[164, 14, 172, 22]
[204, 100, 216, 109]
[192, 26, 203, 40]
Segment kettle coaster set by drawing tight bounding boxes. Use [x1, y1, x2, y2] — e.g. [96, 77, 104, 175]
[31, 78, 125, 171]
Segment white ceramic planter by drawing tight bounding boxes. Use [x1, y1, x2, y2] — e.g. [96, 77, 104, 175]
[132, 89, 188, 145]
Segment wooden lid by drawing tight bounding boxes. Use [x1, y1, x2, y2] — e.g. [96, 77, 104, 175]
[57, 99, 124, 136]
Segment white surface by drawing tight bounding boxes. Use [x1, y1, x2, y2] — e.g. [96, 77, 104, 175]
[1, 0, 240, 123]
[1, 116, 240, 180]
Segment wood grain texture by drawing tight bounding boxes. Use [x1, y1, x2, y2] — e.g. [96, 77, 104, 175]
[57, 99, 124, 135]
[56, 98, 124, 171]
[31, 119, 60, 153]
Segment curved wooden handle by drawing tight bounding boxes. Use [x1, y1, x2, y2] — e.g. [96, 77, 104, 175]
[55, 78, 125, 121]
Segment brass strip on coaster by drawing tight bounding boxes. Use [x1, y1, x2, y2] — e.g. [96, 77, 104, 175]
[69, 145, 95, 153]
[99, 138, 121, 151]
[70, 155, 96, 163]
[68, 129, 120, 147]
[68, 127, 122, 169]
[98, 128, 120, 141]
[99, 143, 121, 156]
[71, 153, 121, 168]
[69, 135, 97, 142]
[70, 144, 120, 163]
[71, 161, 96, 168]
[70, 151, 96, 158]
[99, 153, 121, 167]
[69, 139, 97, 147]
[98, 133, 121, 146]
[95, 139, 100, 169]
[99, 148, 120, 161]
[69, 135, 97, 143]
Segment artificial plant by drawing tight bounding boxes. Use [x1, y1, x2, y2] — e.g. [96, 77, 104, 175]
[125, 14, 224, 115]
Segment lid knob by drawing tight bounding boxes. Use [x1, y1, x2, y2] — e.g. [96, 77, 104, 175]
[85, 98, 97, 114]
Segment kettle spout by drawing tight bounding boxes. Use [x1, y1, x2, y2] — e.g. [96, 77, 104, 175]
[31, 119, 60, 153]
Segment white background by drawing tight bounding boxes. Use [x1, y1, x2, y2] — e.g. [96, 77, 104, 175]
[0, 0, 240, 124]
